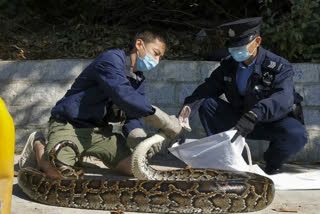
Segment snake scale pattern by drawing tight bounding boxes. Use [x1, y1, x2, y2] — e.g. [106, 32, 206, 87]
[18, 133, 275, 213]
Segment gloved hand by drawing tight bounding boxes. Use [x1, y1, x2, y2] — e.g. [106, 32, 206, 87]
[126, 128, 162, 158]
[143, 105, 182, 139]
[178, 105, 192, 132]
[231, 111, 258, 143]
[127, 128, 147, 149]
[147, 142, 162, 159]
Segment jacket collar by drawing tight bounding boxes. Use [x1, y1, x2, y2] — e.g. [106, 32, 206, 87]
[227, 46, 266, 74]
[252, 46, 266, 76]
[126, 55, 144, 82]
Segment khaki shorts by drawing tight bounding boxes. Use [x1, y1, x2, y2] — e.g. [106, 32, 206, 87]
[44, 119, 132, 168]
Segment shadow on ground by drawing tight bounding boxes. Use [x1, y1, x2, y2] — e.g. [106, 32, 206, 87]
[12, 183, 30, 201]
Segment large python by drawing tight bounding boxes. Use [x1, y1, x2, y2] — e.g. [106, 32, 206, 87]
[18, 132, 275, 213]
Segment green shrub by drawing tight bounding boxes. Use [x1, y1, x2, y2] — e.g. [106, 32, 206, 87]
[0, 0, 319, 62]
[261, 0, 320, 62]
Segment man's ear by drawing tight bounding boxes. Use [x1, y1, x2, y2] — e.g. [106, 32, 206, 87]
[135, 39, 144, 51]
[255, 36, 262, 46]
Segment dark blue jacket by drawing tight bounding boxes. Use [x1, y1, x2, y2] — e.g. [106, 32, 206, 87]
[184, 47, 297, 122]
[51, 49, 154, 136]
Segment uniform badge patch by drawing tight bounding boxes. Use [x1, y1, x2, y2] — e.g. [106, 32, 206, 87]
[228, 28, 235, 37]
[267, 61, 276, 69]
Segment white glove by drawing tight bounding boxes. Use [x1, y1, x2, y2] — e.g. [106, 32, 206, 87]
[127, 128, 147, 149]
[178, 106, 192, 132]
[127, 128, 162, 158]
[143, 105, 182, 139]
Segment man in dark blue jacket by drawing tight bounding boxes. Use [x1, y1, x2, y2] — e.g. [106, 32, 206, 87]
[179, 17, 308, 175]
[19, 30, 182, 178]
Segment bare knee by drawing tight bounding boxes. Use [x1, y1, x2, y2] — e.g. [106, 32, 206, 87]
[113, 156, 133, 176]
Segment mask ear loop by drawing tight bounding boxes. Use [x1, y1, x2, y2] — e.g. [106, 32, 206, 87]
[141, 42, 152, 59]
[136, 40, 146, 59]
[142, 42, 159, 64]
[137, 49, 141, 59]
[142, 42, 147, 52]
[247, 38, 258, 55]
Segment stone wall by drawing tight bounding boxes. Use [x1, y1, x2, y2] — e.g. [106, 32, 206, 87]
[0, 59, 319, 162]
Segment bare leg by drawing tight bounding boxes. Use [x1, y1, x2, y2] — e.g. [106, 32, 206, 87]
[33, 140, 61, 179]
[110, 156, 133, 176]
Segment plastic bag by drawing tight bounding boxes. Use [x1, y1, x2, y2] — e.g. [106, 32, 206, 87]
[169, 130, 254, 172]
[170, 130, 320, 190]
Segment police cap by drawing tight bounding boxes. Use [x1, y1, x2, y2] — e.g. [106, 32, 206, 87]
[219, 17, 262, 48]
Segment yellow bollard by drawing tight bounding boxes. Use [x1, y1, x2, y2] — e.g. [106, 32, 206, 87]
[0, 98, 15, 214]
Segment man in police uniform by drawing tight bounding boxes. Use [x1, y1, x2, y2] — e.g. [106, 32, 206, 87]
[19, 30, 182, 178]
[179, 17, 308, 175]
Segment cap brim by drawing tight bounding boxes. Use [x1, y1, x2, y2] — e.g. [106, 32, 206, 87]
[227, 34, 257, 48]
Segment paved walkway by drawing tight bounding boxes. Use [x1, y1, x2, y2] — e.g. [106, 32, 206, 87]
[11, 154, 320, 214]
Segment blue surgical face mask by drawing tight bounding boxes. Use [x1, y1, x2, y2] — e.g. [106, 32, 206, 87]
[136, 43, 159, 72]
[228, 40, 256, 62]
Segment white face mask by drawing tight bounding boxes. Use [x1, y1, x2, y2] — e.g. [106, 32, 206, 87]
[228, 39, 257, 62]
[136, 43, 159, 72]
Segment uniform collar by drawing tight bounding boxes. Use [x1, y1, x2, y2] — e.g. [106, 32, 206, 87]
[126, 56, 143, 81]
[126, 66, 143, 81]
[252, 46, 266, 76]
[239, 57, 257, 69]
[228, 47, 263, 72]
[255, 46, 266, 64]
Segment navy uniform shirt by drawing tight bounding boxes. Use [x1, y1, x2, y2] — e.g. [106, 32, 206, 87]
[236, 58, 257, 96]
[184, 47, 296, 122]
[51, 49, 154, 137]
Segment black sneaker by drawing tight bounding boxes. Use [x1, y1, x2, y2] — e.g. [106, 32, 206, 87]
[264, 166, 282, 175]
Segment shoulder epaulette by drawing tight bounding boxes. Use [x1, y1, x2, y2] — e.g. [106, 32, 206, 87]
[262, 58, 284, 73]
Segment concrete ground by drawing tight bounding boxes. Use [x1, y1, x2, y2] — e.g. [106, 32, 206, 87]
[11, 154, 320, 214]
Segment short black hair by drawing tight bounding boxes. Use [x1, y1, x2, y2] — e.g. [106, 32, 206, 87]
[132, 29, 167, 48]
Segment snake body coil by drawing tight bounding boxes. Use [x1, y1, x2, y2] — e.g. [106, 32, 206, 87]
[18, 133, 275, 213]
